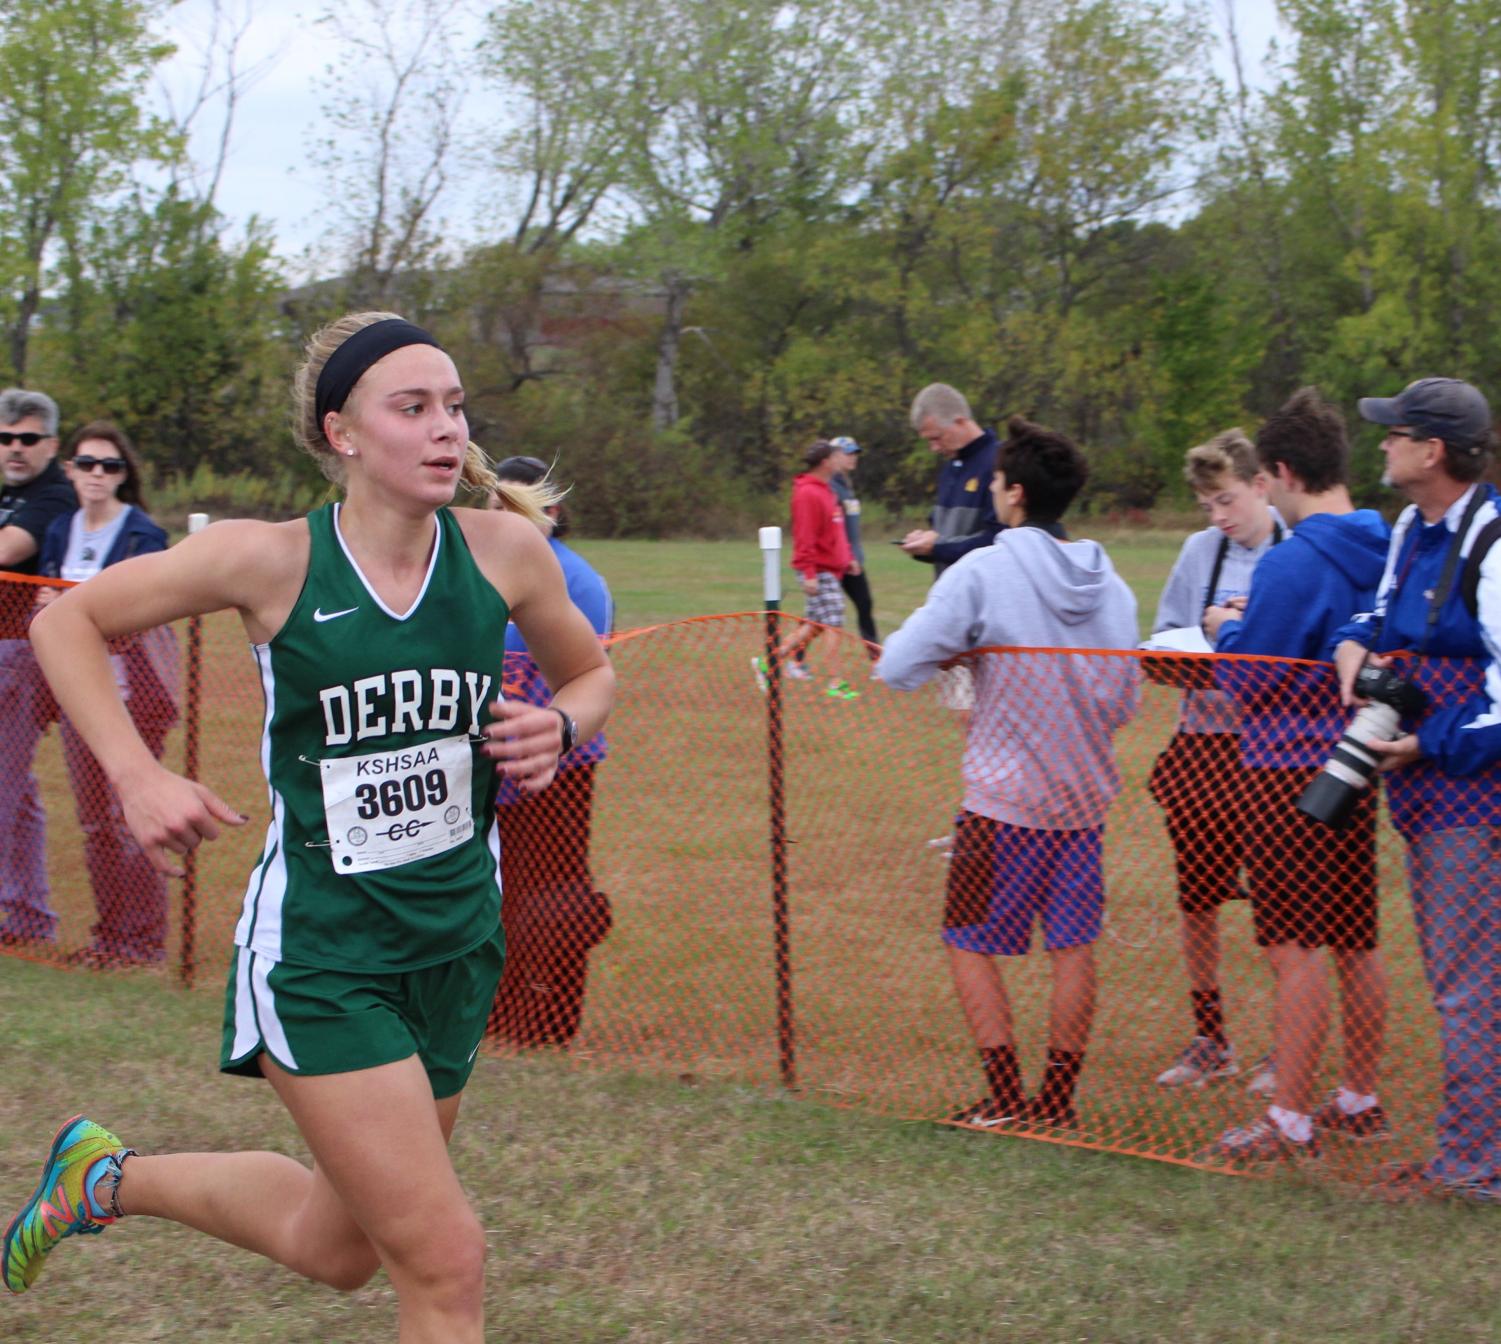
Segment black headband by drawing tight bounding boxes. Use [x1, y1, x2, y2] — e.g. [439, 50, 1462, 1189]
[314, 318, 444, 440]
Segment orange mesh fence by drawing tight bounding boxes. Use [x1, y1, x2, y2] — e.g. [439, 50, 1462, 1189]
[5, 582, 1498, 1192]
[0, 574, 184, 971]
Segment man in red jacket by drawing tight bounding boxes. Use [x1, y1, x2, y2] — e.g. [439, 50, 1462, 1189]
[753, 439, 856, 697]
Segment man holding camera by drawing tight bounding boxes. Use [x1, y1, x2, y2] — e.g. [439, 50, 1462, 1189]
[1200, 388, 1392, 1163]
[1333, 378, 1501, 1203]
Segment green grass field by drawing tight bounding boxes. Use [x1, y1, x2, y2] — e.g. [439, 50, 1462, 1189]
[574, 525, 1185, 637]
[2, 958, 1496, 1344]
[3, 531, 1496, 1343]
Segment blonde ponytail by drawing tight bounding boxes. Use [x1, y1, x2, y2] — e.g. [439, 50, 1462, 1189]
[460, 441, 560, 528]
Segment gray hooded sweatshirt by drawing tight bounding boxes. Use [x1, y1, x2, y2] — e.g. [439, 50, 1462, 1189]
[878, 526, 1140, 829]
[1152, 519, 1283, 735]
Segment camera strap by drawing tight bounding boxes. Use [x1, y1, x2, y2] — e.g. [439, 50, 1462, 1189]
[1204, 520, 1283, 611]
[1422, 486, 1489, 649]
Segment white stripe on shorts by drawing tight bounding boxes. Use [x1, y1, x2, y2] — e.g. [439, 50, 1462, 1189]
[230, 949, 259, 1061]
[239, 949, 300, 1070]
[251, 953, 299, 1069]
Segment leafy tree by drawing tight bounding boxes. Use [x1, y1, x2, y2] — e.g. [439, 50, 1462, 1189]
[0, 0, 174, 381]
[35, 190, 290, 475]
[265, 0, 1501, 525]
[467, 0, 661, 395]
[1131, 263, 1266, 499]
[305, 0, 469, 310]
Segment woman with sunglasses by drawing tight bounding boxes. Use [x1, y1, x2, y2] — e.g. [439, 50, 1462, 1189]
[35, 422, 174, 967]
[6, 313, 614, 1342]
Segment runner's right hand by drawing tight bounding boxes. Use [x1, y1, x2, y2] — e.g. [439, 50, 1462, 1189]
[118, 762, 247, 876]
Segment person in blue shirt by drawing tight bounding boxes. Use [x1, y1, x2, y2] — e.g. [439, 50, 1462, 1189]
[1200, 388, 1392, 1164]
[1333, 378, 1501, 1203]
[486, 455, 614, 1048]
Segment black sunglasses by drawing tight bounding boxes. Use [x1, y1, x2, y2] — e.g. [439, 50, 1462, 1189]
[0, 431, 48, 447]
[72, 455, 127, 475]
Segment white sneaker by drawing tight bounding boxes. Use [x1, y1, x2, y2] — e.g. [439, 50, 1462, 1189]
[750, 656, 768, 693]
[785, 662, 811, 681]
[1245, 1055, 1277, 1098]
[1156, 1036, 1238, 1089]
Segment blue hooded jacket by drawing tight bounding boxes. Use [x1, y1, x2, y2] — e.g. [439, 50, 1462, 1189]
[1215, 509, 1390, 768]
[1331, 483, 1501, 835]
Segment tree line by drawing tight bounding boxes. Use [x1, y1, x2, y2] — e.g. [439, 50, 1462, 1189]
[3, 0, 1499, 533]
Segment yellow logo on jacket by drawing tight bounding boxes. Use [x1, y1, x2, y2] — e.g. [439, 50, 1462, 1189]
[965, 478, 978, 492]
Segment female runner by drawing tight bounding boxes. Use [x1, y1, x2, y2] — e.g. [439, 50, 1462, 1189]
[2, 311, 615, 1343]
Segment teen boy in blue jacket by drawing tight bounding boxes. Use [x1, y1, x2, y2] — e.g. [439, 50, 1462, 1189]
[1201, 388, 1391, 1163]
[1333, 378, 1501, 1202]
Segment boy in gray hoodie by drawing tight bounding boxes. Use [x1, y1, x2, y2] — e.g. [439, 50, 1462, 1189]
[879, 417, 1139, 1129]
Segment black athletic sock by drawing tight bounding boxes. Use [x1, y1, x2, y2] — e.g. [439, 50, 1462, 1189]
[1191, 989, 1227, 1046]
[1036, 1049, 1085, 1116]
[980, 1046, 1023, 1111]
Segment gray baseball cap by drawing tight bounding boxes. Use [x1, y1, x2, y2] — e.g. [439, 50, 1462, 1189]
[1357, 377, 1493, 454]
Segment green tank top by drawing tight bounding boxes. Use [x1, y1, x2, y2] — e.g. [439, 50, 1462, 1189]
[234, 503, 509, 972]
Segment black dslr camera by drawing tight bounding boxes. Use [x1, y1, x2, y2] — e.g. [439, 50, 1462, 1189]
[1296, 665, 1428, 829]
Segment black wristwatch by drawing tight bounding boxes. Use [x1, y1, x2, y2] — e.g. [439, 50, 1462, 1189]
[549, 706, 578, 755]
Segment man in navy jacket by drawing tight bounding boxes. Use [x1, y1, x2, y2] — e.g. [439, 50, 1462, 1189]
[900, 383, 1001, 580]
[1334, 377, 1501, 1203]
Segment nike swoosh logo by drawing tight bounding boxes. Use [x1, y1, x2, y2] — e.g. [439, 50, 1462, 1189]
[313, 606, 359, 623]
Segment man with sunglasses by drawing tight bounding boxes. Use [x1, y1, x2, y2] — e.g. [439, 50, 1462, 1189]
[0, 388, 77, 946]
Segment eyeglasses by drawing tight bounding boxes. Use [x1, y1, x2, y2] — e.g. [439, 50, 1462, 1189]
[1383, 429, 1425, 443]
[71, 456, 127, 475]
[0, 431, 48, 447]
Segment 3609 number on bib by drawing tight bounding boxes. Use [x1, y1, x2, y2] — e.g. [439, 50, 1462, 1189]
[319, 734, 475, 874]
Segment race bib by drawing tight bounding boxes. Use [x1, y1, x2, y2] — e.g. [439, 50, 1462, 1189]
[319, 734, 474, 875]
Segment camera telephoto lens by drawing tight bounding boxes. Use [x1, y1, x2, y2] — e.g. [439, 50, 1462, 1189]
[1297, 665, 1428, 830]
[1297, 703, 1400, 828]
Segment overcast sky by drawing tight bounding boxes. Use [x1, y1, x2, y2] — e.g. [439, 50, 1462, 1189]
[154, 0, 1289, 275]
